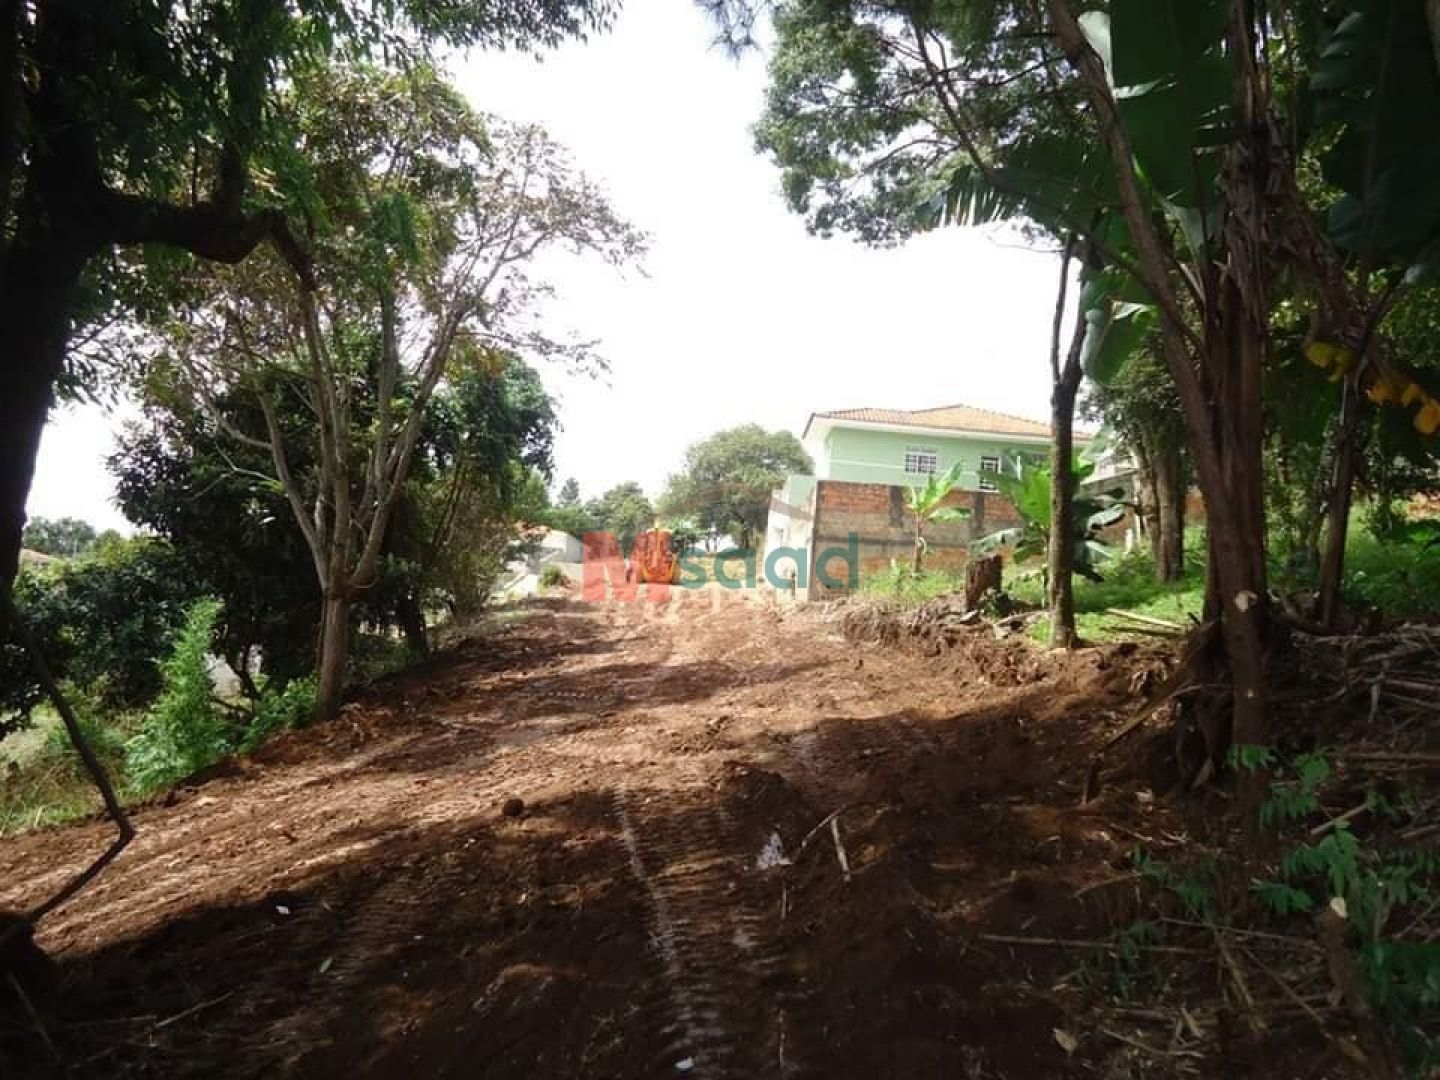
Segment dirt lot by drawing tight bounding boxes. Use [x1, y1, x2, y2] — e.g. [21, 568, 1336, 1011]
[0, 591, 1291, 1077]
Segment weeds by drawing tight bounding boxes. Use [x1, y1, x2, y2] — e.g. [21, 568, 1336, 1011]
[1238, 747, 1440, 1072]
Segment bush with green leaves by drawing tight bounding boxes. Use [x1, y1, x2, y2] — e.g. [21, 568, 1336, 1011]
[539, 563, 569, 589]
[1, 537, 196, 740]
[125, 598, 231, 793]
[239, 676, 318, 755]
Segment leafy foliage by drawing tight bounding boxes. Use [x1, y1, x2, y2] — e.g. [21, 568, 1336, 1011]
[239, 676, 318, 756]
[977, 457, 1124, 582]
[1, 537, 197, 737]
[20, 517, 101, 559]
[585, 483, 655, 554]
[902, 463, 969, 572]
[659, 425, 812, 548]
[125, 598, 231, 793]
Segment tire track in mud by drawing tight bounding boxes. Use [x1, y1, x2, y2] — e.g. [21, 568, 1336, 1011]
[614, 784, 800, 1079]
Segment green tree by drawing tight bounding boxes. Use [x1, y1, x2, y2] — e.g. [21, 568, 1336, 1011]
[902, 463, 969, 574]
[755, 0, 1107, 644]
[0, 0, 613, 617]
[20, 517, 100, 559]
[543, 477, 599, 539]
[149, 64, 640, 720]
[586, 483, 655, 554]
[0, 537, 196, 737]
[659, 425, 812, 548]
[1085, 353, 1189, 582]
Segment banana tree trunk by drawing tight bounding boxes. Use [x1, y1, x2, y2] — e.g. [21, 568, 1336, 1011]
[1047, 238, 1085, 649]
[1048, 369, 1082, 648]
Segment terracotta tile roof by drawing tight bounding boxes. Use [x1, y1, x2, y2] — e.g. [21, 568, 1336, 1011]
[811, 403, 1062, 439]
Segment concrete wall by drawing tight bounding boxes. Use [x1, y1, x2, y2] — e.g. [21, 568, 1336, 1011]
[823, 426, 1046, 490]
[805, 480, 1023, 598]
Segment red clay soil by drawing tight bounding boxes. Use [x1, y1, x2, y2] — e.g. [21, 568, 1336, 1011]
[0, 593, 1327, 1077]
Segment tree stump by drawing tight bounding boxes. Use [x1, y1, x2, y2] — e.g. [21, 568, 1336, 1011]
[964, 554, 1003, 610]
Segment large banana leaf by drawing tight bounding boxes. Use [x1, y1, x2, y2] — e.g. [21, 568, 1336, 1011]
[1092, 0, 1234, 211]
[1078, 263, 1155, 385]
[1310, 0, 1440, 273]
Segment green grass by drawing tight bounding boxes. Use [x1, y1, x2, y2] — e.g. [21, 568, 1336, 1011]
[857, 562, 970, 604]
[1011, 542, 1207, 644]
[1, 710, 135, 835]
[1341, 528, 1440, 620]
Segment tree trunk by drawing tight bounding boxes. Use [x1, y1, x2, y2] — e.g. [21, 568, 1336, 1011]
[1131, 436, 1160, 556]
[1048, 373, 1082, 648]
[1318, 377, 1363, 625]
[1047, 0, 1271, 772]
[1152, 439, 1186, 582]
[912, 529, 924, 574]
[0, 235, 89, 619]
[315, 586, 352, 723]
[398, 589, 429, 656]
[1047, 238, 1085, 649]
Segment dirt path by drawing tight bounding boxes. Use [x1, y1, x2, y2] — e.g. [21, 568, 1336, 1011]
[0, 593, 1171, 1078]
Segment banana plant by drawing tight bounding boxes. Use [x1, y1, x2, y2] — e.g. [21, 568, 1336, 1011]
[904, 463, 970, 574]
[974, 457, 1127, 583]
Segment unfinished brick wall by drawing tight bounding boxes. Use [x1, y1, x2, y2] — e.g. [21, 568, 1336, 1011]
[806, 480, 1022, 597]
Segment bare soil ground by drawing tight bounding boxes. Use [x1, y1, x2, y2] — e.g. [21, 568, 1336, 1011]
[0, 592, 1314, 1077]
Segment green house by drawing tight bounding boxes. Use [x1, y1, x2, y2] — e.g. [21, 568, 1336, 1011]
[802, 403, 1064, 490]
[766, 403, 1079, 595]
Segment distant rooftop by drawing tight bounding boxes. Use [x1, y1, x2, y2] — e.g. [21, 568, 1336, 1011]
[804, 403, 1071, 441]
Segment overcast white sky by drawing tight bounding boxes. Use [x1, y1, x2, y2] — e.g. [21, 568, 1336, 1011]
[27, 0, 1064, 532]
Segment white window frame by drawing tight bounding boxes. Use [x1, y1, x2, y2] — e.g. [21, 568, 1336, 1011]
[903, 446, 939, 476]
[978, 455, 1002, 492]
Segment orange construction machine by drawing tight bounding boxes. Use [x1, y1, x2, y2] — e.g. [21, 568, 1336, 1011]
[631, 529, 679, 584]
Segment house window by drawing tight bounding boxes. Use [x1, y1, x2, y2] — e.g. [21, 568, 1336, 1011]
[904, 447, 938, 475]
[978, 455, 1002, 492]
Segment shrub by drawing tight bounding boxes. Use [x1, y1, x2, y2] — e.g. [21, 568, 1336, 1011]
[125, 598, 230, 793]
[239, 676, 318, 754]
[539, 562, 568, 589]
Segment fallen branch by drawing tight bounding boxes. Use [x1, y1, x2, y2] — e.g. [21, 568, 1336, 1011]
[829, 816, 852, 883]
[1212, 925, 1263, 1033]
[7, 972, 61, 1066]
[154, 991, 236, 1032]
[1346, 750, 1440, 765]
[1309, 801, 1370, 837]
[1105, 608, 1186, 631]
[1073, 873, 1140, 899]
[795, 805, 852, 858]
[1098, 1025, 1203, 1061]
[976, 933, 1206, 956]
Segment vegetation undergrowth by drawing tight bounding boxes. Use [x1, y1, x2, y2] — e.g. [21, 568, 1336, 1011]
[861, 514, 1437, 646]
[1, 602, 391, 834]
[1087, 744, 1440, 1075]
[1341, 528, 1440, 620]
